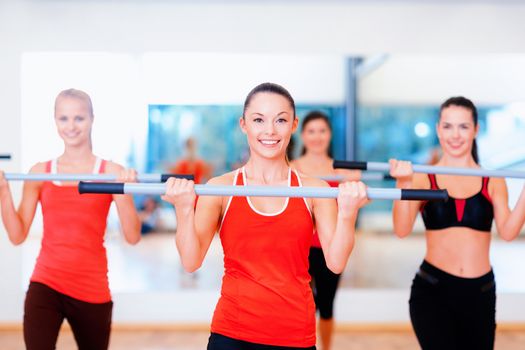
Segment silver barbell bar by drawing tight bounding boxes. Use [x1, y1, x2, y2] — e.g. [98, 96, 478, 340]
[78, 182, 448, 201]
[334, 160, 525, 179]
[3, 173, 193, 183]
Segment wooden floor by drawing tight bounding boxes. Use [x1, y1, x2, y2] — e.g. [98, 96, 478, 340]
[1, 329, 525, 349]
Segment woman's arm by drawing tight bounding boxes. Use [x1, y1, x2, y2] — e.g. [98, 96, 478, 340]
[491, 178, 525, 241]
[390, 159, 426, 238]
[106, 162, 141, 245]
[0, 164, 44, 245]
[310, 177, 368, 274]
[162, 176, 224, 273]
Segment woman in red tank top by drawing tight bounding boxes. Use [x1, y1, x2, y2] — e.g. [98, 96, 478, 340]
[290, 111, 360, 350]
[162, 83, 369, 350]
[168, 137, 213, 184]
[0, 89, 141, 350]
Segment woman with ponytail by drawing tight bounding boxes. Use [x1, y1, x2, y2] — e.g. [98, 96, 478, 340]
[163, 83, 368, 349]
[389, 97, 525, 350]
[0, 89, 141, 350]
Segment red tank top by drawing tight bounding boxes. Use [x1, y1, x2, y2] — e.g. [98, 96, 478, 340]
[311, 180, 339, 248]
[211, 168, 316, 347]
[31, 159, 113, 303]
[171, 159, 206, 184]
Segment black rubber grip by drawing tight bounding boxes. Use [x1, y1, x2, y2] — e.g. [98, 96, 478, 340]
[0, 154, 11, 160]
[401, 189, 448, 201]
[78, 181, 125, 195]
[383, 174, 395, 181]
[333, 160, 367, 170]
[160, 174, 195, 182]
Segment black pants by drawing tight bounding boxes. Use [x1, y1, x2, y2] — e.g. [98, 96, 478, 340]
[409, 260, 496, 350]
[207, 333, 316, 350]
[309, 247, 341, 320]
[24, 282, 113, 350]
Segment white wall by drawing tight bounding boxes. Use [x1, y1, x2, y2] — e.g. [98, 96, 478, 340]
[20, 53, 144, 170]
[2, 1, 525, 54]
[143, 53, 345, 105]
[20, 52, 346, 172]
[2, 0, 525, 324]
[359, 55, 525, 105]
[0, 3, 25, 322]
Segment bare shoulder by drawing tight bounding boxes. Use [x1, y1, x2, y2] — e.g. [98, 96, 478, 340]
[489, 177, 506, 186]
[412, 173, 430, 189]
[29, 162, 48, 174]
[103, 160, 124, 174]
[206, 170, 238, 186]
[299, 174, 330, 188]
[25, 162, 47, 191]
[198, 172, 238, 209]
[488, 177, 507, 195]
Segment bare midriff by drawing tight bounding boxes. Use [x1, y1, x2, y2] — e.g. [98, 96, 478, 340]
[425, 228, 491, 277]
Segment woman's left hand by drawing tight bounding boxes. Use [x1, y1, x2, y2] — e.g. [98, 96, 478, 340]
[337, 181, 369, 218]
[117, 168, 138, 183]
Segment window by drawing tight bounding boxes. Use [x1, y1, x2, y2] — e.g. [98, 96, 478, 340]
[147, 104, 346, 175]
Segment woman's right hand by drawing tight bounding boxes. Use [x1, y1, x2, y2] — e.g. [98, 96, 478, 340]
[389, 159, 414, 187]
[337, 181, 369, 219]
[161, 177, 197, 210]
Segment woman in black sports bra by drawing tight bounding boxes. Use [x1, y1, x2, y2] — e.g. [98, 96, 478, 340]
[390, 96, 525, 350]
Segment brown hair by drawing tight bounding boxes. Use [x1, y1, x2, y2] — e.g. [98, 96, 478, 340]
[440, 96, 479, 163]
[300, 111, 333, 157]
[243, 82, 296, 118]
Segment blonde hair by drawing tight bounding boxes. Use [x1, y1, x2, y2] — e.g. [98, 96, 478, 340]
[54, 88, 94, 117]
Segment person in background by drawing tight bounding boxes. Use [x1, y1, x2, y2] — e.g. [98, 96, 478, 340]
[391, 96, 525, 350]
[169, 137, 213, 184]
[291, 111, 360, 350]
[139, 196, 161, 234]
[0, 88, 140, 350]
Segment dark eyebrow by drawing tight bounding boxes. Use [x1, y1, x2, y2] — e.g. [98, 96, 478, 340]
[442, 121, 472, 125]
[250, 111, 290, 118]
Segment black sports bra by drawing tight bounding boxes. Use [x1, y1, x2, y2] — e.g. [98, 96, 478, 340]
[421, 174, 494, 232]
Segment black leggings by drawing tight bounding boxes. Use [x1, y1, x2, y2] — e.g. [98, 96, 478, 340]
[409, 260, 496, 350]
[207, 333, 316, 350]
[24, 282, 113, 350]
[309, 247, 341, 320]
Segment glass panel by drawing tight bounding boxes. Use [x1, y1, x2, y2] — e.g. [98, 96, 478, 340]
[146, 104, 346, 176]
[356, 105, 494, 211]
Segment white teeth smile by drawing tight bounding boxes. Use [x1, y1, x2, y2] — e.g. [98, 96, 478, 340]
[260, 140, 279, 145]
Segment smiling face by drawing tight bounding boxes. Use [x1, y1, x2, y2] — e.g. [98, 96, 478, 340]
[301, 117, 332, 155]
[437, 105, 478, 160]
[240, 92, 297, 161]
[54, 96, 93, 148]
